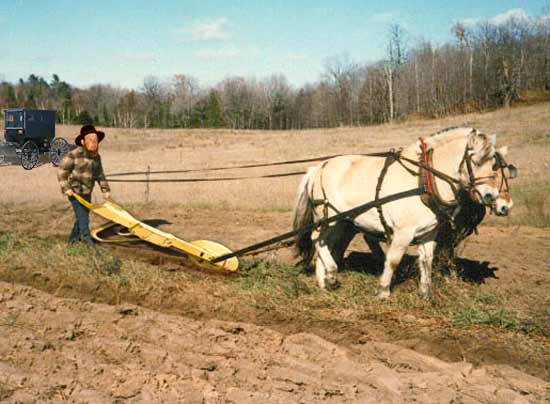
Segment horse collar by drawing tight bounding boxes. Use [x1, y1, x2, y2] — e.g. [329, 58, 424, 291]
[419, 137, 435, 196]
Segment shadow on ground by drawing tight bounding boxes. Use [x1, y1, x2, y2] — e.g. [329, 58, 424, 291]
[343, 251, 499, 285]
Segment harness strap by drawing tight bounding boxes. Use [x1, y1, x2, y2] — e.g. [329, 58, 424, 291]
[399, 155, 460, 185]
[211, 187, 423, 264]
[375, 153, 397, 243]
[319, 161, 330, 220]
[459, 146, 484, 203]
[305, 137, 495, 244]
[311, 161, 342, 225]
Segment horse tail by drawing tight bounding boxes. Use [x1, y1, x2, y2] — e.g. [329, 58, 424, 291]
[293, 166, 318, 266]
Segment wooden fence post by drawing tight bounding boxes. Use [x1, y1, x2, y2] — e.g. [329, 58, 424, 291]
[145, 165, 150, 203]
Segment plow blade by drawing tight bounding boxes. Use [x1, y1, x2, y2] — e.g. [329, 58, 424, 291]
[73, 193, 238, 272]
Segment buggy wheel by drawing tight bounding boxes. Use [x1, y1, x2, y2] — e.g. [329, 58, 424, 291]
[20, 141, 39, 170]
[49, 137, 70, 166]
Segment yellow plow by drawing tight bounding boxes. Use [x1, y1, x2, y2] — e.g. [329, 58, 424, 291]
[72, 193, 239, 272]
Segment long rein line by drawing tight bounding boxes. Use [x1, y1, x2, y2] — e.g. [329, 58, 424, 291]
[103, 148, 464, 187]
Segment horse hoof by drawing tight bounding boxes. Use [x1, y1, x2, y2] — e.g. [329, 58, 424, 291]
[419, 289, 433, 301]
[326, 280, 340, 291]
[377, 290, 391, 300]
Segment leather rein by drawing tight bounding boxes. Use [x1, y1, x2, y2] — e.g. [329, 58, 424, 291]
[414, 136, 506, 208]
[359, 137, 500, 242]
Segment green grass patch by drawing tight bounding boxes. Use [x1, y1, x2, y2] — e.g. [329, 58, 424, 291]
[448, 291, 538, 334]
[453, 307, 536, 333]
[0, 235, 546, 338]
[237, 260, 312, 297]
[0, 232, 14, 256]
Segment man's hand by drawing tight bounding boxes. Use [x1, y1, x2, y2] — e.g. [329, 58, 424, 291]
[103, 192, 111, 200]
[64, 189, 74, 197]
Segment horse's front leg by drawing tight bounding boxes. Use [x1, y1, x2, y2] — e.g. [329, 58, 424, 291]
[314, 222, 352, 290]
[418, 240, 436, 299]
[313, 228, 339, 290]
[315, 239, 339, 290]
[363, 235, 385, 262]
[378, 230, 415, 299]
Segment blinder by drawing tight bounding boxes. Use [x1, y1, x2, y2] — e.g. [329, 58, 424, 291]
[507, 164, 517, 179]
[493, 151, 517, 180]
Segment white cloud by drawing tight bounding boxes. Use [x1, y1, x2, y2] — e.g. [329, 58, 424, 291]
[489, 8, 529, 25]
[195, 46, 240, 60]
[460, 18, 478, 27]
[460, 8, 531, 27]
[184, 17, 230, 42]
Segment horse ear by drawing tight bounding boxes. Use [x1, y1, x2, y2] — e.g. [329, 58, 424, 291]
[497, 145, 508, 157]
[467, 128, 479, 149]
[467, 129, 493, 164]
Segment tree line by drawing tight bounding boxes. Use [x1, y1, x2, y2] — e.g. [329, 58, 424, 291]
[1, 14, 549, 130]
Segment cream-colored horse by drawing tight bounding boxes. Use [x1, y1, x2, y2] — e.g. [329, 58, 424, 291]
[293, 127, 514, 299]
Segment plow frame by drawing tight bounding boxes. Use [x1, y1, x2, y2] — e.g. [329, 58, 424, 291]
[72, 193, 239, 272]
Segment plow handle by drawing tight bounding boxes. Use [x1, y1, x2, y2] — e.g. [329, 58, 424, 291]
[71, 193, 94, 209]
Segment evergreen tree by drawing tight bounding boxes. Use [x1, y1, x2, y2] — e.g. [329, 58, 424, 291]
[76, 110, 93, 125]
[1, 84, 17, 107]
[205, 90, 225, 128]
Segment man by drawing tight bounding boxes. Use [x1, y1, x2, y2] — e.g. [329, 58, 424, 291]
[57, 124, 111, 246]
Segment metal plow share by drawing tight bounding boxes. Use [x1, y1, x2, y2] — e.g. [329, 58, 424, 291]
[72, 193, 239, 272]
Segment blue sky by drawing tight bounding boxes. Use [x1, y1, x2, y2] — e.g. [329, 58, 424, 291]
[0, 0, 547, 90]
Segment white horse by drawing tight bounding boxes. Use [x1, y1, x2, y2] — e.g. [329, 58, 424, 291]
[293, 127, 514, 299]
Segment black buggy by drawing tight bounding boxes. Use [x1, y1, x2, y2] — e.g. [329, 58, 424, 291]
[2, 108, 70, 170]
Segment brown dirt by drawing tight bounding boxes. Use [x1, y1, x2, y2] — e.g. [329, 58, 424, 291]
[1, 202, 549, 383]
[1, 103, 549, 401]
[1, 281, 548, 403]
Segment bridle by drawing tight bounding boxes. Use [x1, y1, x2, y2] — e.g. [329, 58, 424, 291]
[412, 136, 516, 217]
[493, 151, 517, 193]
[459, 147, 516, 208]
[460, 146, 493, 204]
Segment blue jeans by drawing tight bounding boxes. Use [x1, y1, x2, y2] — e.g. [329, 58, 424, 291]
[68, 193, 93, 246]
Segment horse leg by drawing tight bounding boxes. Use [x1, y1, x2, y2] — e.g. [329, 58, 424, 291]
[363, 235, 385, 262]
[418, 240, 436, 299]
[312, 228, 336, 289]
[314, 223, 350, 290]
[315, 239, 338, 289]
[378, 230, 415, 299]
[333, 221, 357, 267]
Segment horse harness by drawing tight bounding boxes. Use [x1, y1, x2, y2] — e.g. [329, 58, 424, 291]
[310, 137, 508, 243]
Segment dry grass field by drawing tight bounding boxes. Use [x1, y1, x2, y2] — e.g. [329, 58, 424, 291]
[1, 102, 549, 216]
[0, 103, 549, 400]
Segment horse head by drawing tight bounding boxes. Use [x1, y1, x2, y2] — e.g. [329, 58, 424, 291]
[462, 130, 515, 215]
[493, 146, 516, 216]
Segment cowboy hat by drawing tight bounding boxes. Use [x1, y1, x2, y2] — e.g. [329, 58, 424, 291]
[75, 124, 105, 146]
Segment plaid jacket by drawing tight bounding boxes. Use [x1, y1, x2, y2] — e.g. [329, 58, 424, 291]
[57, 147, 110, 195]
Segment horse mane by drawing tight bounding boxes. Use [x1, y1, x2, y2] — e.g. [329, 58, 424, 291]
[426, 126, 474, 146]
[421, 126, 495, 164]
[405, 126, 473, 156]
